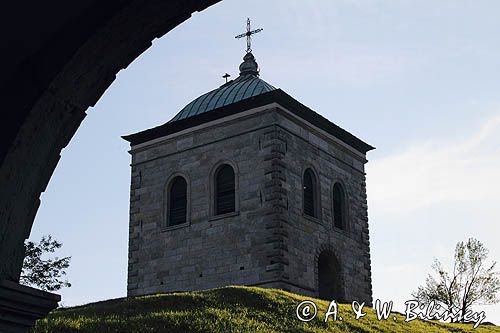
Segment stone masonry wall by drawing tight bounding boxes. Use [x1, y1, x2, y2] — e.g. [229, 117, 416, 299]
[127, 105, 372, 304]
[275, 109, 373, 304]
[128, 108, 284, 296]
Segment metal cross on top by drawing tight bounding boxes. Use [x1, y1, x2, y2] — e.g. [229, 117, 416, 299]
[235, 18, 263, 53]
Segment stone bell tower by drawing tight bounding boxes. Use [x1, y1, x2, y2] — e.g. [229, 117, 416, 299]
[123, 19, 374, 303]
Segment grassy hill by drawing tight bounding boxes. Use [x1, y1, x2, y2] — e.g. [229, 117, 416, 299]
[32, 286, 499, 333]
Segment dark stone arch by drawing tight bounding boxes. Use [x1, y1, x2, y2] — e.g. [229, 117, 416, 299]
[314, 244, 345, 302]
[317, 251, 343, 302]
[0, 1, 220, 329]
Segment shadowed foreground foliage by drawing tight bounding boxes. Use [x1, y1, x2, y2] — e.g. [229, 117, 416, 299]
[32, 286, 499, 333]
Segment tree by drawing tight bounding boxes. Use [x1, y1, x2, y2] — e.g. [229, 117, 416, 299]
[413, 238, 500, 321]
[20, 235, 71, 292]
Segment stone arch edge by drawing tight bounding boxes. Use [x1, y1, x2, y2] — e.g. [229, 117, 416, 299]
[313, 243, 346, 302]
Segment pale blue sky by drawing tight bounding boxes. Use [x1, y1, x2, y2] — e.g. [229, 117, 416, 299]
[31, 0, 500, 324]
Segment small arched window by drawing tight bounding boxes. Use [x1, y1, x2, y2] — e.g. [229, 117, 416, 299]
[303, 168, 318, 218]
[215, 164, 235, 215]
[168, 176, 187, 226]
[333, 182, 345, 229]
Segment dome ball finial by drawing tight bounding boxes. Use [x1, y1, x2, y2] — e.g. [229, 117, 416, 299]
[239, 52, 259, 76]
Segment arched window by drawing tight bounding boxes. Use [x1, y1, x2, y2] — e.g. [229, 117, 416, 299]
[303, 168, 318, 218]
[333, 182, 345, 229]
[168, 176, 187, 226]
[215, 164, 235, 215]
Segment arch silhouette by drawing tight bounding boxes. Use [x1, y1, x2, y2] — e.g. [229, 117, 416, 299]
[0, 1, 220, 328]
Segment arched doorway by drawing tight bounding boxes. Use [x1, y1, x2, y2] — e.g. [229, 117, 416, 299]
[317, 250, 343, 301]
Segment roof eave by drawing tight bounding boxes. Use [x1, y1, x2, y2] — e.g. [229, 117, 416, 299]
[122, 89, 375, 154]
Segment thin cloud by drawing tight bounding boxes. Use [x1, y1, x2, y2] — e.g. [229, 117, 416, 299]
[367, 113, 500, 215]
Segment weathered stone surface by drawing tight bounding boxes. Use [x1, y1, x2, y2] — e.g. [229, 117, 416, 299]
[127, 105, 373, 304]
[0, 279, 60, 333]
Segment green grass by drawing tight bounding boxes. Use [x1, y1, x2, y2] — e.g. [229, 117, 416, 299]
[32, 286, 499, 333]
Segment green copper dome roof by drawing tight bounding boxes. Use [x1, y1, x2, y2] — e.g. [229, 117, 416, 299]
[168, 53, 275, 123]
[123, 51, 374, 154]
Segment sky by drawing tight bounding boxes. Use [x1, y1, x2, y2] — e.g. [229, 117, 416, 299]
[30, 0, 500, 324]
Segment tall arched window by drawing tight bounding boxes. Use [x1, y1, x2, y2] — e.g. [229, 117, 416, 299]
[303, 168, 318, 218]
[168, 176, 187, 226]
[333, 182, 345, 229]
[215, 164, 235, 215]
